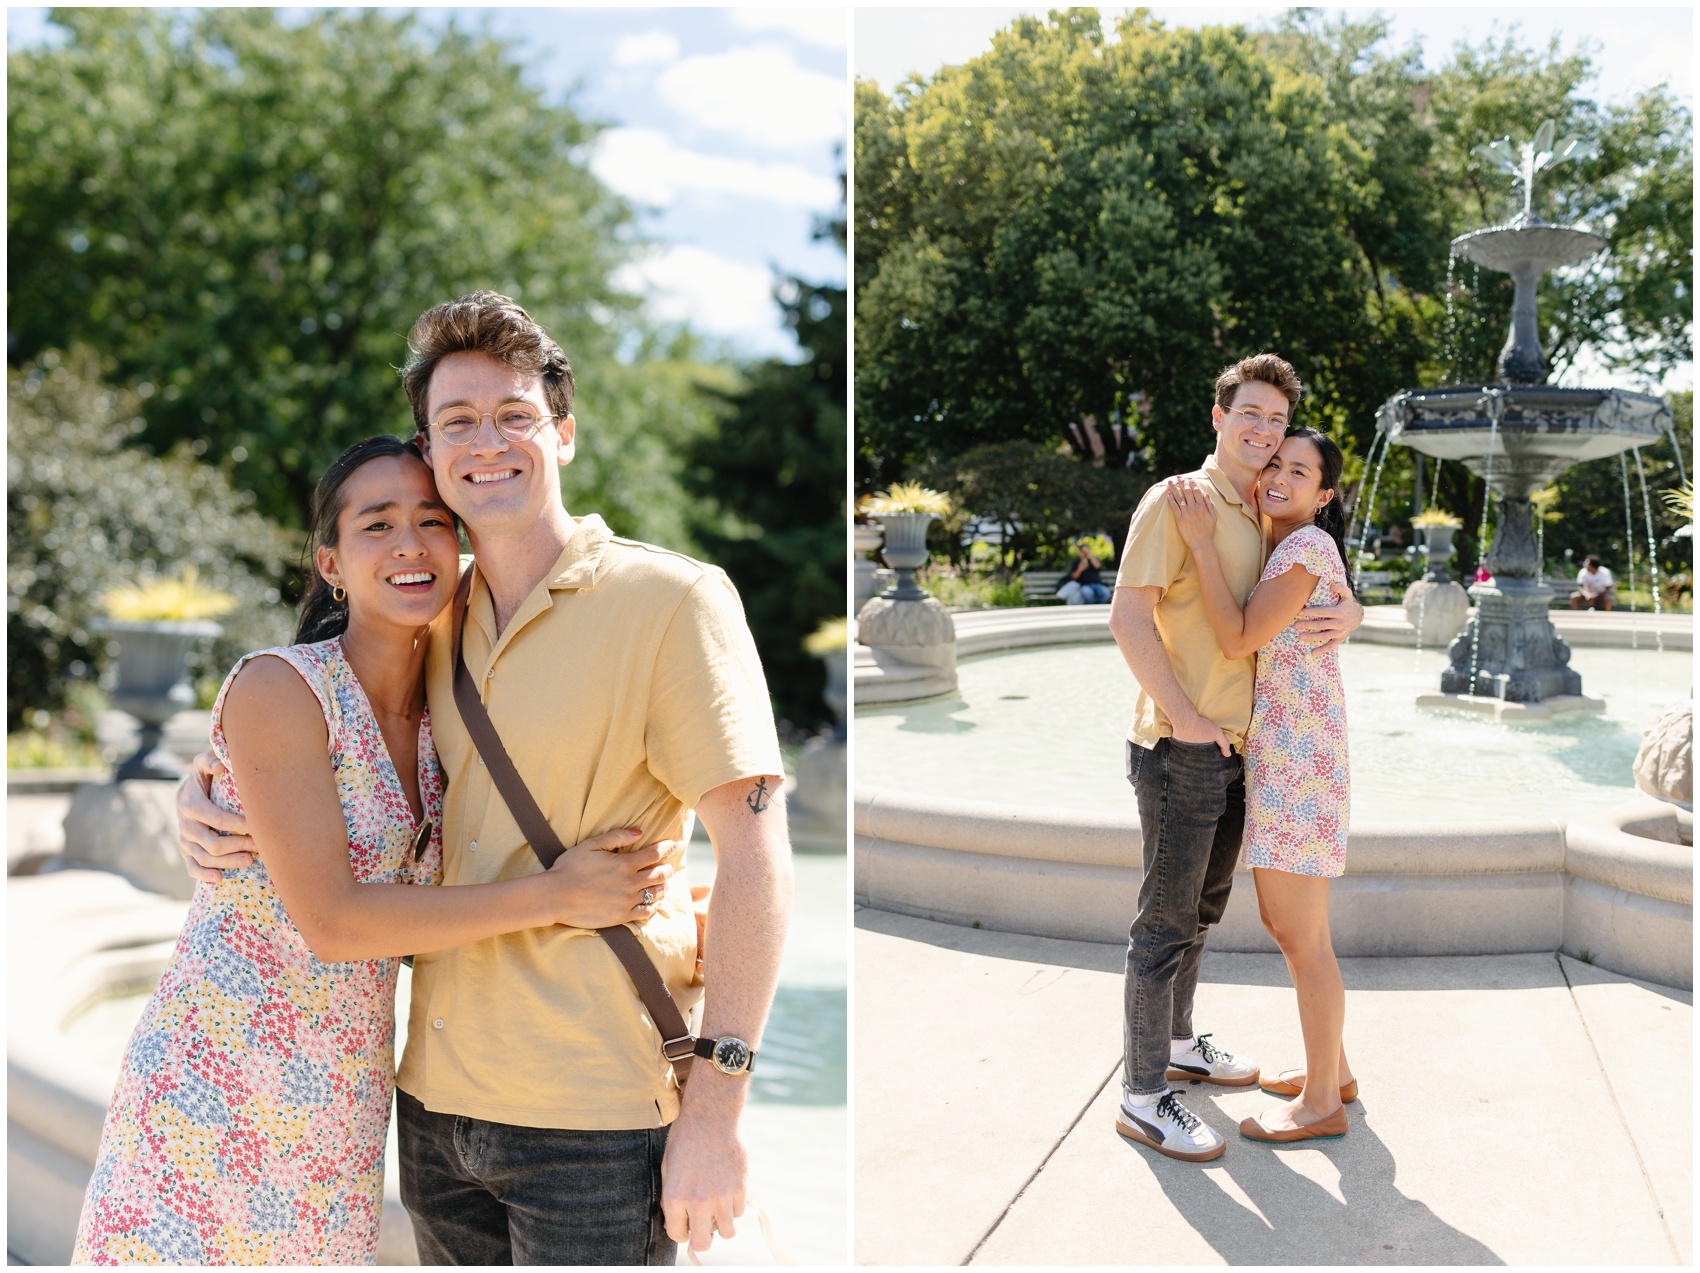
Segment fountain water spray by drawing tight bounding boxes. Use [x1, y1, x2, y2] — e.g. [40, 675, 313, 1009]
[1633, 447, 1664, 653]
[1465, 392, 1501, 695]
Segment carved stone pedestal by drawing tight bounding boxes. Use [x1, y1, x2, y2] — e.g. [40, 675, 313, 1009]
[1441, 579, 1578, 701]
[855, 594, 958, 704]
[1403, 579, 1470, 646]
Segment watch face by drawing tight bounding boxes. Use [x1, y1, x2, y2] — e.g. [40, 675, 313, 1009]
[712, 1037, 751, 1075]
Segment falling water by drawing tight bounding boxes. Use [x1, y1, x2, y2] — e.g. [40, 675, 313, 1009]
[1444, 252, 1459, 381]
[1633, 446, 1664, 653]
[1535, 509, 1545, 586]
[1355, 430, 1391, 564]
[1619, 451, 1639, 650]
[1466, 393, 1502, 696]
[1666, 424, 1688, 488]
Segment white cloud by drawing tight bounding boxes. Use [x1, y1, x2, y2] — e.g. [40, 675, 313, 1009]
[612, 244, 786, 352]
[657, 45, 845, 150]
[591, 127, 840, 210]
[731, 7, 849, 51]
[611, 30, 681, 70]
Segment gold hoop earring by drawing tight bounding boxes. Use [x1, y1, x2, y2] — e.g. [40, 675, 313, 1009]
[332, 585, 347, 603]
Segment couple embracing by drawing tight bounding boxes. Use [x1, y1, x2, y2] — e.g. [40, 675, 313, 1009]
[72, 292, 791, 1264]
[1110, 353, 1362, 1162]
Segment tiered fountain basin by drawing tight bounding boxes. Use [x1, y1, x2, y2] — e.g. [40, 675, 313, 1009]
[854, 609, 1693, 989]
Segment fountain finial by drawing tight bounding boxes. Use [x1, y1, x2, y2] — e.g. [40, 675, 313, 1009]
[1472, 120, 1596, 225]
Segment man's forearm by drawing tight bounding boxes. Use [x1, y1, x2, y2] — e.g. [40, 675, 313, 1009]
[681, 779, 794, 1115]
[1109, 589, 1199, 727]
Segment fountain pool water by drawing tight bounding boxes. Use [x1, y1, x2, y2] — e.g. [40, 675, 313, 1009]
[855, 641, 1689, 825]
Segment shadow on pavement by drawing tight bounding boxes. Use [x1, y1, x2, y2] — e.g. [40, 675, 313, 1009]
[1130, 1102, 1505, 1265]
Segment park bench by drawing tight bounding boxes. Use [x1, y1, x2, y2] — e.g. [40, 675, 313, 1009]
[1021, 570, 1067, 604]
[1354, 569, 1400, 604]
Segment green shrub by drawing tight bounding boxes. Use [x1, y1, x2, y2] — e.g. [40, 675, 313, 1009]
[8, 350, 296, 730]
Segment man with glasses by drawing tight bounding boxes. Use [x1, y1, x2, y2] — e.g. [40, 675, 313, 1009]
[177, 291, 790, 1263]
[1107, 353, 1361, 1161]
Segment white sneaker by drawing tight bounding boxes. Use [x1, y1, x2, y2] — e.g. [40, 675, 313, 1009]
[1115, 1090, 1226, 1162]
[1166, 1033, 1259, 1087]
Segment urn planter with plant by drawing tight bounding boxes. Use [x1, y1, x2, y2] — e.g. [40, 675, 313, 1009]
[96, 567, 234, 779]
[1412, 508, 1464, 582]
[862, 484, 953, 600]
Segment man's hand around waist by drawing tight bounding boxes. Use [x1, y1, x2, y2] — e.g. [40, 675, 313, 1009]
[662, 1070, 749, 1255]
[177, 749, 255, 883]
[1291, 584, 1364, 653]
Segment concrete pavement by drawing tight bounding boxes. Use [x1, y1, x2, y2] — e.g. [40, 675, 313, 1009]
[855, 908, 1690, 1266]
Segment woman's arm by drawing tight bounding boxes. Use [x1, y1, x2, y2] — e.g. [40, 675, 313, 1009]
[1166, 481, 1322, 660]
[221, 656, 672, 964]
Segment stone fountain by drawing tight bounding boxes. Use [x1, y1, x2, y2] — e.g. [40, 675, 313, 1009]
[1375, 122, 1674, 715]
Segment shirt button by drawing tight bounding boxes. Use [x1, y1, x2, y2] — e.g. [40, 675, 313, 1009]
[485, 668, 494, 679]
[469, 841, 478, 852]
[434, 1018, 445, 1030]
[477, 756, 485, 766]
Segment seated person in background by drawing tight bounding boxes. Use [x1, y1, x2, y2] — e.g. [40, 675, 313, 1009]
[1569, 555, 1615, 610]
[1057, 540, 1111, 604]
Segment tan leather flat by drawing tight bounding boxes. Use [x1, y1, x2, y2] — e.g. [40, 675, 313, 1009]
[1259, 1070, 1358, 1104]
[1239, 1104, 1348, 1142]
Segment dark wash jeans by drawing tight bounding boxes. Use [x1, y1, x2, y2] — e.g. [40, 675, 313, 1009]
[1122, 737, 1246, 1096]
[396, 1089, 674, 1266]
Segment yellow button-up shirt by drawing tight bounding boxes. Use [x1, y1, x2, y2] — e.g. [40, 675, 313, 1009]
[1114, 453, 1268, 751]
[396, 515, 784, 1129]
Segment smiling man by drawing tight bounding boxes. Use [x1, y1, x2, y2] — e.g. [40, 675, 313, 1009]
[178, 291, 792, 1263]
[1106, 353, 1361, 1162]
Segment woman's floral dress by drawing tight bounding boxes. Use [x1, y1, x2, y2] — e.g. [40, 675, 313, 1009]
[73, 639, 443, 1265]
[1243, 525, 1351, 878]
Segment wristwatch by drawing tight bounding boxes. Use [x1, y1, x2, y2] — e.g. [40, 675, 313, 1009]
[693, 1035, 757, 1076]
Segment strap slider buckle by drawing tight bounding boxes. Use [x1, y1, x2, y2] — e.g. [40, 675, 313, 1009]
[662, 1033, 696, 1062]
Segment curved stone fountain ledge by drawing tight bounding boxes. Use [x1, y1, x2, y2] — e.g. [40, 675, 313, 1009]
[7, 871, 419, 1265]
[855, 788, 1692, 990]
[855, 608, 1693, 990]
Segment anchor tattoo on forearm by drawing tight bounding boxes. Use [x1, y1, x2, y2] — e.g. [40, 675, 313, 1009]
[745, 777, 774, 815]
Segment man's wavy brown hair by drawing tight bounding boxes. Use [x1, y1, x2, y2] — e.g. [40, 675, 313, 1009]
[1214, 353, 1303, 411]
[401, 291, 575, 431]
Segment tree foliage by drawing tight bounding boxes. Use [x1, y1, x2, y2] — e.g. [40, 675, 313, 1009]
[918, 441, 1146, 574]
[8, 350, 297, 731]
[855, 8, 1693, 531]
[8, 7, 643, 528]
[684, 229, 847, 736]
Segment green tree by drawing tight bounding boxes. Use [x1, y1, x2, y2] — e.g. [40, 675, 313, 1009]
[8, 8, 674, 530]
[856, 9, 1693, 519]
[684, 224, 846, 736]
[856, 10, 1403, 488]
[8, 350, 297, 731]
[1420, 31, 1694, 386]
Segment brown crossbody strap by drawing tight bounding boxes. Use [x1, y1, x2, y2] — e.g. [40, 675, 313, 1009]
[448, 570, 697, 1077]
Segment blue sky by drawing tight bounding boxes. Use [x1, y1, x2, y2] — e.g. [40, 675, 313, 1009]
[7, 7, 849, 361]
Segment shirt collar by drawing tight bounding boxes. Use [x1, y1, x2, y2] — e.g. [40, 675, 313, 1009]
[1201, 453, 1256, 515]
[544, 513, 612, 591]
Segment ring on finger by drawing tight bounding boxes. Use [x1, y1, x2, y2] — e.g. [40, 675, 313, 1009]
[642, 887, 655, 906]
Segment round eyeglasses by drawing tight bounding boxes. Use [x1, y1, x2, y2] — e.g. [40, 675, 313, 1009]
[1225, 406, 1289, 432]
[431, 402, 559, 445]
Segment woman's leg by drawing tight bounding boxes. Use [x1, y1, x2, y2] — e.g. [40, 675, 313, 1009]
[1254, 867, 1349, 1125]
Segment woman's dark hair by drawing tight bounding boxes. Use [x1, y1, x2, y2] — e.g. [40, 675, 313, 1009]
[294, 435, 427, 644]
[1281, 426, 1353, 592]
